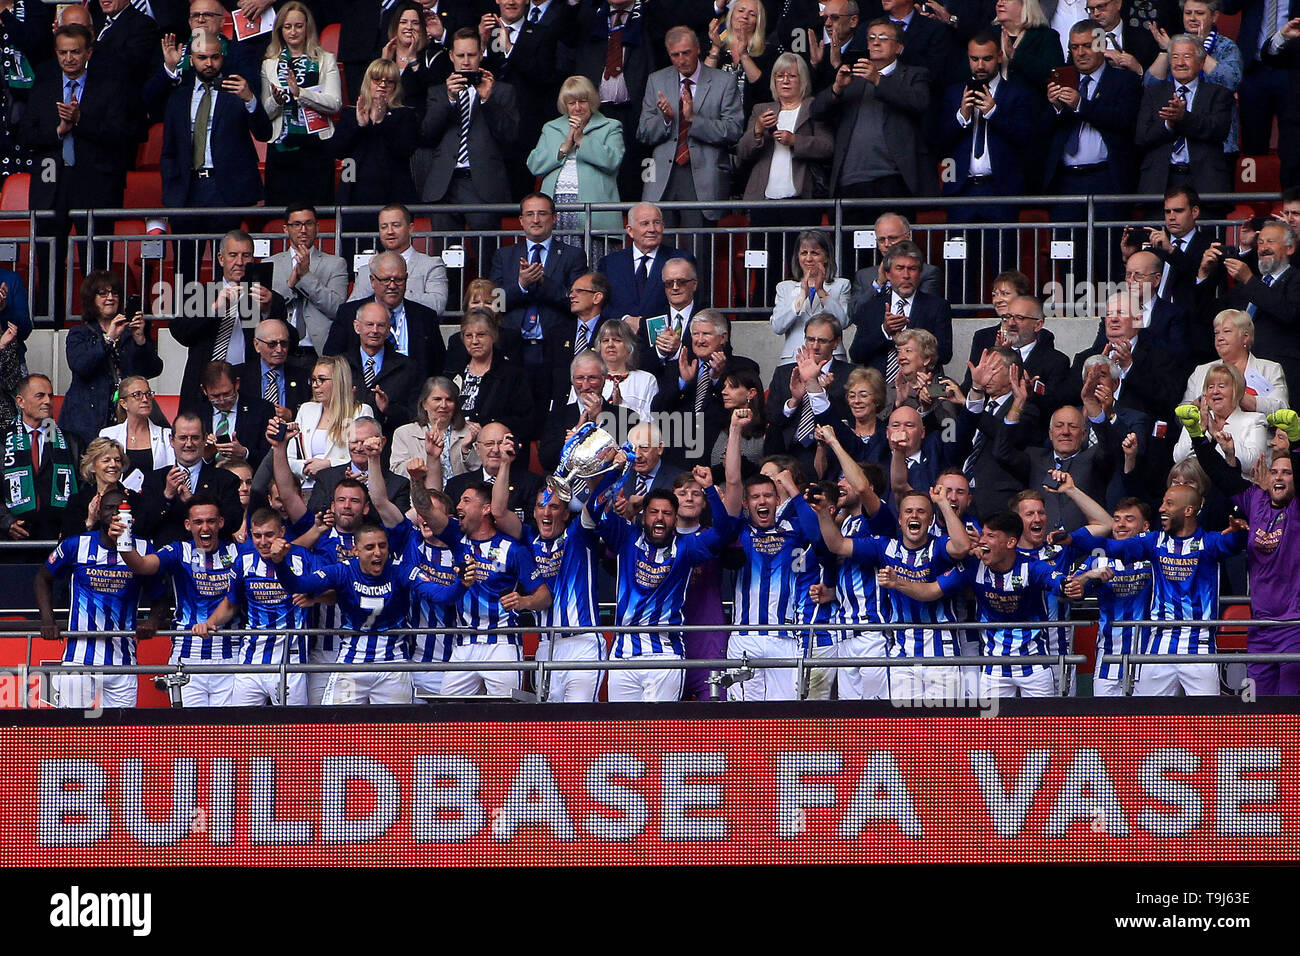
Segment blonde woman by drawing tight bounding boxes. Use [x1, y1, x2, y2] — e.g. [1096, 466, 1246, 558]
[289, 355, 374, 487]
[99, 374, 173, 484]
[1173, 362, 1268, 478]
[705, 0, 774, 115]
[1182, 310, 1288, 416]
[527, 76, 625, 237]
[993, 0, 1063, 92]
[333, 59, 420, 232]
[261, 0, 341, 206]
[62, 437, 131, 537]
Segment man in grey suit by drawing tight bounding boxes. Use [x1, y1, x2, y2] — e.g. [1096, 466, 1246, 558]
[637, 25, 743, 295]
[422, 27, 520, 233]
[349, 203, 449, 313]
[813, 18, 932, 226]
[265, 203, 349, 357]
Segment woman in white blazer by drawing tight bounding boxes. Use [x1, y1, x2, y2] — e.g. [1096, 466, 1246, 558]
[260, 1, 342, 207]
[769, 229, 849, 362]
[99, 375, 173, 488]
[289, 356, 373, 489]
[1181, 309, 1289, 417]
[1173, 362, 1269, 479]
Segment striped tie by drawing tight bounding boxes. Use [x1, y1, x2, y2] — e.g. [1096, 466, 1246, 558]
[132, 0, 154, 18]
[212, 297, 238, 363]
[364, 357, 377, 388]
[884, 297, 907, 384]
[574, 321, 590, 355]
[264, 369, 278, 403]
[674, 78, 692, 166]
[694, 362, 708, 414]
[457, 89, 471, 168]
[795, 396, 816, 445]
[1171, 86, 1190, 156]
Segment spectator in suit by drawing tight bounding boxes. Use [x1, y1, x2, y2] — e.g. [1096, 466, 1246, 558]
[1232, 0, 1300, 158]
[769, 229, 850, 362]
[1069, 290, 1186, 425]
[136, 411, 244, 544]
[812, 18, 932, 225]
[637, 25, 744, 289]
[192, 360, 276, 466]
[703, 0, 777, 118]
[305, 416, 412, 513]
[143, 2, 263, 117]
[808, 0, 866, 93]
[1172, 361, 1270, 477]
[847, 212, 942, 313]
[736, 53, 834, 268]
[480, 0, 564, 200]
[527, 75, 627, 237]
[623, 419, 683, 498]
[1182, 309, 1290, 416]
[765, 316, 854, 474]
[1123, 184, 1217, 322]
[327, 251, 446, 387]
[1085, 0, 1160, 70]
[340, 301, 424, 435]
[331, 58, 421, 248]
[575, 0, 653, 204]
[651, 308, 761, 466]
[876, 0, 958, 92]
[20, 24, 132, 314]
[1089, 249, 1194, 362]
[239, 317, 313, 416]
[1263, 12, 1300, 188]
[450, 307, 535, 439]
[443, 420, 543, 524]
[633, 257, 703, 378]
[539, 350, 615, 471]
[979, 294, 1072, 423]
[90, 0, 161, 92]
[1148, 0, 1243, 158]
[159, 28, 273, 286]
[597, 317, 659, 421]
[336, 0, 400, 102]
[595, 202, 697, 352]
[171, 229, 288, 411]
[1045, 18, 1141, 274]
[421, 27, 520, 232]
[350, 203, 449, 313]
[939, 33, 1034, 282]
[1196, 220, 1300, 393]
[883, 401, 952, 502]
[265, 201, 349, 354]
[0, 376, 82, 542]
[389, 375, 482, 480]
[60, 271, 164, 447]
[547, 270, 610, 407]
[488, 192, 590, 424]
[260, 1, 342, 206]
[99, 375, 175, 485]
[962, 268, 1034, 372]
[954, 345, 1040, 519]
[1135, 34, 1234, 200]
[848, 240, 954, 376]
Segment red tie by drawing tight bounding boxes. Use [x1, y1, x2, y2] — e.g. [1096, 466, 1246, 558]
[29, 431, 39, 473]
[604, 11, 625, 80]
[674, 77, 692, 166]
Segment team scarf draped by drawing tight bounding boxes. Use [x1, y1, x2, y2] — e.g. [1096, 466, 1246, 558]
[275, 50, 323, 144]
[3, 419, 76, 515]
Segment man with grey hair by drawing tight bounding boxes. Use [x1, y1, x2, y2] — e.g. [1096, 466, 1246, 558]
[1069, 290, 1183, 426]
[1198, 219, 1300, 391]
[306, 416, 411, 514]
[651, 307, 760, 465]
[848, 212, 941, 313]
[539, 350, 617, 472]
[1136, 33, 1234, 198]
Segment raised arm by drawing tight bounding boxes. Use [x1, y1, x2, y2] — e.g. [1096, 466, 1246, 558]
[1051, 469, 1113, 538]
[491, 448, 525, 540]
[722, 409, 746, 516]
[269, 419, 309, 523]
[363, 435, 404, 529]
[817, 424, 882, 517]
[932, 487, 971, 558]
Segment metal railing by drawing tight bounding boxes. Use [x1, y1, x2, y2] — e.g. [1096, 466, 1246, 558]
[0, 191, 1276, 325]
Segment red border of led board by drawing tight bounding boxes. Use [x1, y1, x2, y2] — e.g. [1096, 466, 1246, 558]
[4, 712, 1294, 866]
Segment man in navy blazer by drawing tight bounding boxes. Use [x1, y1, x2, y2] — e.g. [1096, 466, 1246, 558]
[848, 241, 953, 375]
[874, 0, 957, 92]
[1231, 0, 1300, 157]
[190, 360, 276, 467]
[1086, 249, 1194, 364]
[575, 0, 652, 202]
[938, 34, 1034, 280]
[160, 30, 271, 285]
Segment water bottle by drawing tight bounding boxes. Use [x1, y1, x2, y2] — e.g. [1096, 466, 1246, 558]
[116, 500, 134, 553]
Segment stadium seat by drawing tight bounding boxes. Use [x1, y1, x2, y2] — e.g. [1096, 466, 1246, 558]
[321, 22, 340, 56]
[134, 634, 172, 708]
[1237, 154, 1281, 197]
[124, 170, 163, 210]
[135, 122, 164, 171]
[1218, 12, 1240, 40]
[1217, 602, 1250, 652]
[0, 172, 29, 211]
[1073, 623, 1098, 677]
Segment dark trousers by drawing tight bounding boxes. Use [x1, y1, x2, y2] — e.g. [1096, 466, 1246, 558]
[430, 169, 500, 269]
[602, 102, 647, 207]
[36, 170, 118, 325]
[1054, 166, 1131, 287]
[1238, 62, 1290, 156]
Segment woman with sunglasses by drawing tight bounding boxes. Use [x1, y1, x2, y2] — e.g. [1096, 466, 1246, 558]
[99, 374, 174, 486]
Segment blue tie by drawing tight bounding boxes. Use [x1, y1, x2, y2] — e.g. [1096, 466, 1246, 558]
[1172, 86, 1190, 157]
[62, 78, 79, 166]
[1065, 74, 1090, 157]
[523, 244, 543, 339]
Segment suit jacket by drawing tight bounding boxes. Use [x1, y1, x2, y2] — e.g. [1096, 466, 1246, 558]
[764, 358, 854, 472]
[349, 249, 450, 313]
[1068, 337, 1185, 424]
[1228, 0, 1300, 65]
[489, 238, 589, 337]
[482, 11, 562, 149]
[637, 63, 744, 217]
[1153, 227, 1217, 318]
[539, 396, 619, 472]
[306, 463, 411, 516]
[960, 327, 1070, 437]
[952, 396, 1040, 520]
[170, 289, 288, 412]
[160, 75, 272, 208]
[938, 76, 1034, 196]
[193, 398, 276, 466]
[326, 297, 446, 388]
[992, 417, 1117, 530]
[1087, 295, 1193, 364]
[137, 461, 244, 545]
[90, 3, 160, 91]
[651, 349, 761, 465]
[19, 64, 132, 210]
[266, 247, 350, 354]
[450, 358, 535, 439]
[596, 244, 696, 327]
[445, 465, 543, 526]
[237, 356, 313, 412]
[1135, 79, 1233, 196]
[812, 61, 934, 197]
[575, 2, 652, 109]
[420, 79, 520, 204]
[893, 13, 958, 91]
[848, 263, 941, 314]
[847, 290, 954, 373]
[344, 345, 423, 434]
[735, 98, 833, 201]
[335, 0, 398, 98]
[0, 425, 82, 540]
[1044, 63, 1141, 193]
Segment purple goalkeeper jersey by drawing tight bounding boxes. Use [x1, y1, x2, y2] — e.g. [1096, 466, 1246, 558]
[1233, 486, 1300, 621]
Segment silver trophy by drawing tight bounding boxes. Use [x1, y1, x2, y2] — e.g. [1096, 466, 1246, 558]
[546, 422, 623, 502]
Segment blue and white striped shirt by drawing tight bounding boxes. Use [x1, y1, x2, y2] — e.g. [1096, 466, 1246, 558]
[156, 541, 240, 662]
[45, 534, 156, 666]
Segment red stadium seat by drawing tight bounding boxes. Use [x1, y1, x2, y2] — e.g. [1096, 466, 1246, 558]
[135, 122, 164, 171]
[124, 170, 163, 209]
[1218, 12, 1241, 40]
[0, 172, 29, 211]
[134, 633, 172, 707]
[321, 22, 341, 56]
[1217, 602, 1250, 652]
[1073, 623, 1098, 677]
[1237, 154, 1281, 197]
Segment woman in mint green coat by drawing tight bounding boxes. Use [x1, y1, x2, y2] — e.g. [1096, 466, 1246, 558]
[527, 75, 626, 240]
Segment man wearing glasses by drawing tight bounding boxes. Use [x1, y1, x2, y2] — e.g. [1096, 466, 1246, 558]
[238, 318, 312, 419]
[1083, 0, 1158, 72]
[809, 0, 866, 92]
[264, 202, 349, 355]
[444, 422, 544, 527]
[642, 257, 700, 374]
[328, 251, 446, 387]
